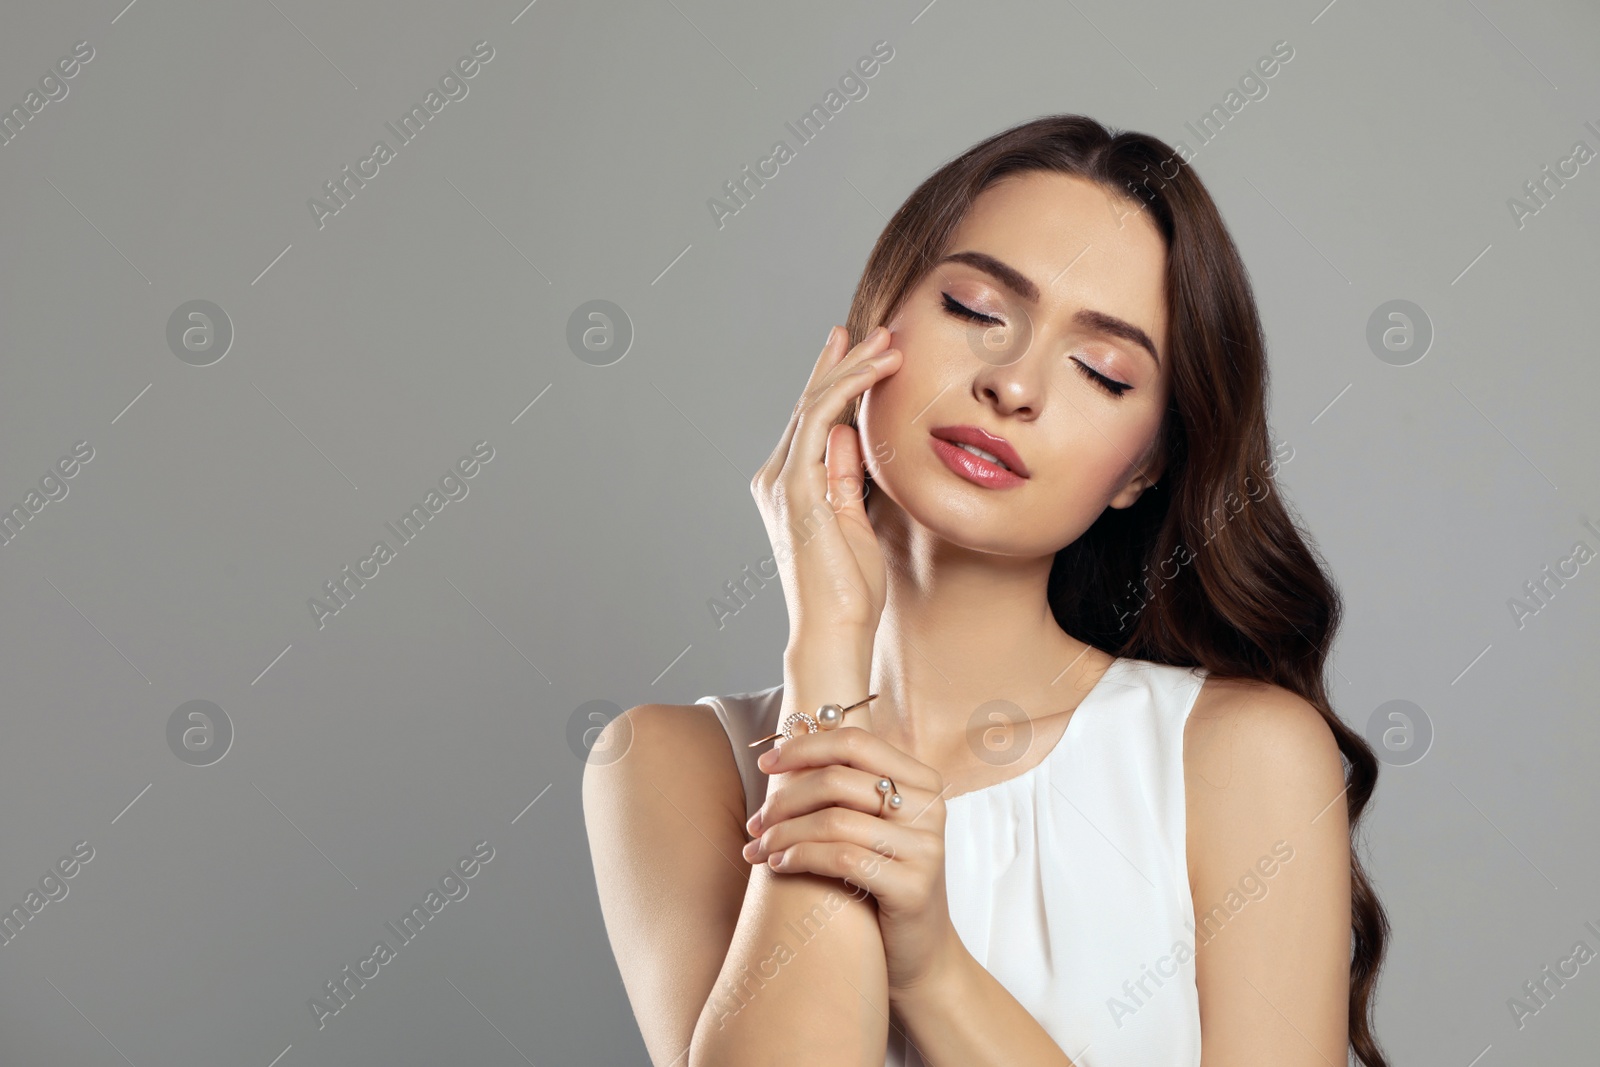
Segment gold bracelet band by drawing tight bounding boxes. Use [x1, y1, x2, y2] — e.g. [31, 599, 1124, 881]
[748, 693, 878, 748]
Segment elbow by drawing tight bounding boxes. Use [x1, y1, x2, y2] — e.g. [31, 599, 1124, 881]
[683, 1016, 778, 1067]
[684, 1012, 735, 1067]
[686, 1023, 881, 1067]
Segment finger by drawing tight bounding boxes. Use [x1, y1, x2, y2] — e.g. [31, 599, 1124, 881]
[757, 327, 893, 489]
[812, 325, 893, 394]
[751, 761, 934, 833]
[812, 324, 852, 383]
[756, 325, 853, 486]
[762, 326, 848, 473]
[748, 806, 909, 864]
[756, 360, 891, 521]
[765, 839, 909, 901]
[778, 349, 900, 504]
[824, 422, 867, 513]
[760, 725, 939, 793]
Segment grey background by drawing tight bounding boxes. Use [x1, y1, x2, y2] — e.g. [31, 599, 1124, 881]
[1, 0, 1596, 1063]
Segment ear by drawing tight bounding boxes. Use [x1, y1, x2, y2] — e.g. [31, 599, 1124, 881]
[1107, 443, 1164, 510]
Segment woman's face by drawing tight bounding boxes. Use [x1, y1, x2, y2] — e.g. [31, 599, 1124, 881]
[858, 169, 1172, 557]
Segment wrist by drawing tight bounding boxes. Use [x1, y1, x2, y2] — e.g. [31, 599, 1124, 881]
[781, 656, 874, 733]
[782, 659, 873, 712]
[888, 923, 972, 1015]
[784, 633, 873, 680]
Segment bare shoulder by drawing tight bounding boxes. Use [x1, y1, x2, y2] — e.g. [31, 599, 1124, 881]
[1183, 674, 1350, 888]
[582, 700, 747, 829]
[1184, 674, 1344, 795]
[1181, 675, 1354, 1056]
[581, 701, 753, 1066]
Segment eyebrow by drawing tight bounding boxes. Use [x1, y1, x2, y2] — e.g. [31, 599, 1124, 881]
[937, 250, 1162, 368]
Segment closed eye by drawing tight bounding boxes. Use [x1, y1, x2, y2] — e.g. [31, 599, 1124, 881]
[941, 292, 1002, 325]
[1072, 359, 1131, 398]
[946, 293, 1131, 398]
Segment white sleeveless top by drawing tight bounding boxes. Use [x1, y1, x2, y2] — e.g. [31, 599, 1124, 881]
[695, 655, 1208, 1066]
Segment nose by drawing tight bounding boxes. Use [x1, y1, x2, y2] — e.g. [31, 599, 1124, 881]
[970, 333, 1048, 419]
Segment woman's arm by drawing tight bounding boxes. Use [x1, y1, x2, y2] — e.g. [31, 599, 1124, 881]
[583, 653, 892, 1067]
[886, 940, 1081, 1065]
[582, 702, 754, 1065]
[585, 325, 904, 1064]
[852, 675, 1353, 1067]
[1184, 677, 1352, 1065]
[689, 649, 892, 1066]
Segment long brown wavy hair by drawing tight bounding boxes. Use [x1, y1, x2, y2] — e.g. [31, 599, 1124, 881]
[839, 114, 1389, 1066]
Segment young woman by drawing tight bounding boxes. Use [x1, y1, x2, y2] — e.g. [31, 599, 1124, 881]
[583, 114, 1389, 1066]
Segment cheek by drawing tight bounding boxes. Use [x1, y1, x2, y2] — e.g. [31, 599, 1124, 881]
[854, 380, 900, 476]
[1101, 416, 1163, 490]
[856, 365, 943, 488]
[1046, 406, 1162, 499]
[858, 332, 930, 439]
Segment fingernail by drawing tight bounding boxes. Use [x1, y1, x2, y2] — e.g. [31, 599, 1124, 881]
[825, 325, 837, 346]
[768, 848, 787, 867]
[757, 749, 777, 770]
[746, 811, 762, 834]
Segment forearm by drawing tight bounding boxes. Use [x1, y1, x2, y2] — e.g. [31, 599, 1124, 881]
[690, 867, 887, 1066]
[890, 942, 1077, 1066]
[690, 644, 889, 1067]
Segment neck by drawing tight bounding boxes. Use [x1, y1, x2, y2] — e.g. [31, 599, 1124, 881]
[860, 491, 1109, 760]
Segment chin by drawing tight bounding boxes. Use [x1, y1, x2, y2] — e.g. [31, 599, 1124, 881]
[872, 468, 1062, 558]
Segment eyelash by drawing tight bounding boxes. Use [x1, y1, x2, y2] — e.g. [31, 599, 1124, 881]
[940, 293, 1132, 398]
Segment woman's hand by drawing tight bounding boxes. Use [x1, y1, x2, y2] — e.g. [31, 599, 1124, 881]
[741, 725, 963, 996]
[751, 325, 902, 657]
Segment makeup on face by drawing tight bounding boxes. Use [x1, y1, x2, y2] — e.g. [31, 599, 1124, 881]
[928, 424, 1029, 489]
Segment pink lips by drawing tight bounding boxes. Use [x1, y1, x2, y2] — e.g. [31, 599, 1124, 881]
[929, 425, 1029, 489]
